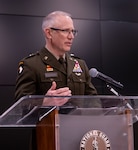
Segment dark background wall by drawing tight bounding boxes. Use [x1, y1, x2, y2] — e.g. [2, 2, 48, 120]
[0, 0, 138, 149]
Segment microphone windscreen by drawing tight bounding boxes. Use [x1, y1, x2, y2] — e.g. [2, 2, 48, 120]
[89, 68, 98, 78]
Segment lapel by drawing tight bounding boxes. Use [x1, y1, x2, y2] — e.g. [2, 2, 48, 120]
[66, 53, 75, 77]
[39, 47, 67, 74]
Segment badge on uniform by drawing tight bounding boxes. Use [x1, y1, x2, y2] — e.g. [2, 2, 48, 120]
[73, 60, 82, 76]
[46, 65, 53, 72]
[18, 61, 24, 74]
[45, 65, 57, 78]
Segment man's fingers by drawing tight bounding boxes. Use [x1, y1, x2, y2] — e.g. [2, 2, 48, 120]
[55, 87, 70, 93]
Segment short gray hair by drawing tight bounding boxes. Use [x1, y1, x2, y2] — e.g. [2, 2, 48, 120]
[42, 11, 71, 31]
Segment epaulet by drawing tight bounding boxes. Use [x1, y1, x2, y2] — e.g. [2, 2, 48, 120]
[70, 53, 81, 59]
[24, 51, 39, 59]
[18, 52, 39, 74]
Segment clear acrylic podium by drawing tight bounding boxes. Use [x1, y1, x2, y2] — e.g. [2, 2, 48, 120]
[0, 95, 138, 150]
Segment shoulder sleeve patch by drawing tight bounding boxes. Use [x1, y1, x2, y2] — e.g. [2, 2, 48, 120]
[18, 61, 24, 74]
[19, 61, 24, 66]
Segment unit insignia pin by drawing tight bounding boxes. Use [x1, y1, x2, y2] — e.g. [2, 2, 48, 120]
[46, 65, 53, 72]
[73, 60, 82, 75]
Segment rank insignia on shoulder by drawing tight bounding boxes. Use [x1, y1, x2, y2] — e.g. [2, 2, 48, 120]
[70, 53, 81, 59]
[73, 60, 82, 74]
[25, 52, 38, 59]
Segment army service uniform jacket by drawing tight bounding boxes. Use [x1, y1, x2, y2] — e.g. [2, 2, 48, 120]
[15, 47, 97, 101]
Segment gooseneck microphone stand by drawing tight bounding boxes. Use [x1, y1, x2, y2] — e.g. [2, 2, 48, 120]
[106, 84, 138, 121]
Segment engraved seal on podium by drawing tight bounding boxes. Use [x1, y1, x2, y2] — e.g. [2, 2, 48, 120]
[80, 130, 111, 150]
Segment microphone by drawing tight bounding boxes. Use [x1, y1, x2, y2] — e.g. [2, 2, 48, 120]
[89, 68, 124, 89]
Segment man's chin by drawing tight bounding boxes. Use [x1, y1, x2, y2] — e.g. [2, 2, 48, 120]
[65, 47, 71, 52]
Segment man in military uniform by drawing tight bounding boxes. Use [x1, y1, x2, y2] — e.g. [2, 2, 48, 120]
[15, 11, 98, 106]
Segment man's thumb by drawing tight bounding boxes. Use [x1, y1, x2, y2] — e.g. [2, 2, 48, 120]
[50, 81, 57, 90]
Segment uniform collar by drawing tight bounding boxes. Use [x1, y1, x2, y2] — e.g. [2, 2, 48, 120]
[39, 47, 67, 74]
[44, 46, 66, 60]
[39, 47, 76, 76]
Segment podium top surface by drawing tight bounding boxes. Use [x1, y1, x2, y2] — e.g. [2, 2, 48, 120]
[0, 95, 138, 127]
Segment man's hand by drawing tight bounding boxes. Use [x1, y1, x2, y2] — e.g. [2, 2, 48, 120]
[42, 81, 71, 106]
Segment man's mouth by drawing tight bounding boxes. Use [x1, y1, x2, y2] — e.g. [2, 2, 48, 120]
[65, 42, 72, 46]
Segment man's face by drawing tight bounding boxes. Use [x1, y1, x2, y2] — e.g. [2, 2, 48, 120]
[49, 15, 76, 54]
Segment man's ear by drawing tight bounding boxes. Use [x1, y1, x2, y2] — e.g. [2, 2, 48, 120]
[44, 28, 52, 39]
